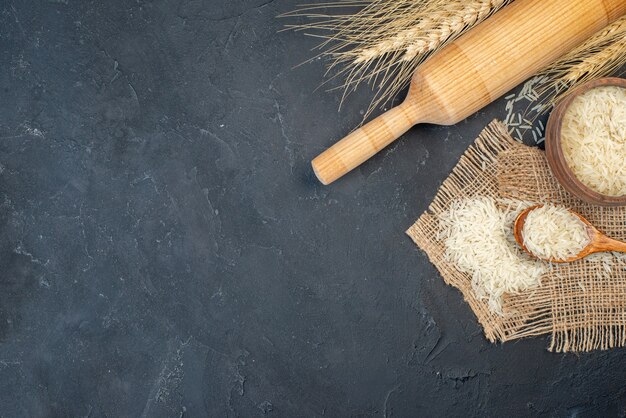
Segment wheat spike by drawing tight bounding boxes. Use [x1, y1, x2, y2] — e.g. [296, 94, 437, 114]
[562, 41, 626, 83]
[403, 0, 509, 61]
[281, 0, 514, 121]
[353, 0, 510, 64]
[530, 16, 626, 114]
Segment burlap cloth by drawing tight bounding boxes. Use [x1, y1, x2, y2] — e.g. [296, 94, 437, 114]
[407, 120, 626, 352]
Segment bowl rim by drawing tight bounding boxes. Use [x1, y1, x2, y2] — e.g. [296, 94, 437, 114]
[545, 77, 626, 206]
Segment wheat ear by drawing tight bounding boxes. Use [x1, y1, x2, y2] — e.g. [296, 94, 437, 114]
[353, 0, 512, 64]
[349, 0, 513, 120]
[530, 16, 626, 114]
[281, 0, 515, 121]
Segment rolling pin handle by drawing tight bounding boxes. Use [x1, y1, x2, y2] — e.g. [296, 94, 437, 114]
[311, 102, 419, 185]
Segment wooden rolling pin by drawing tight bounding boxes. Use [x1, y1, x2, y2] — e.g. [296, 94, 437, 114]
[312, 0, 626, 185]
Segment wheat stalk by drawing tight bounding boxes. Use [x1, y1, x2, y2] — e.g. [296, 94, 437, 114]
[281, 0, 515, 121]
[529, 16, 626, 115]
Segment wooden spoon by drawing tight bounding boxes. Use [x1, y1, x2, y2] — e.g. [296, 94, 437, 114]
[513, 205, 626, 263]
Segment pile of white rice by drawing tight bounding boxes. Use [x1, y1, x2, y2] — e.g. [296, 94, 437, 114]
[561, 86, 626, 196]
[521, 205, 591, 261]
[437, 197, 547, 314]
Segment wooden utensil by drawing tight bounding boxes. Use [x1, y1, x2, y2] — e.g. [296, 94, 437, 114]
[514, 205, 626, 263]
[545, 77, 626, 207]
[311, 0, 626, 185]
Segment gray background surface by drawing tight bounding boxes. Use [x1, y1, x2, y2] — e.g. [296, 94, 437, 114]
[1, 0, 625, 416]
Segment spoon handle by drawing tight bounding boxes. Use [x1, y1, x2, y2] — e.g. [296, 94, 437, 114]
[591, 234, 626, 254]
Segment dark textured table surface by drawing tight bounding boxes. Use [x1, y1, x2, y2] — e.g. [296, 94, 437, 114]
[2, 1, 626, 416]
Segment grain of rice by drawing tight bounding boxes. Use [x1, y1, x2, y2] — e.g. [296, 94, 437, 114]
[503, 77, 548, 144]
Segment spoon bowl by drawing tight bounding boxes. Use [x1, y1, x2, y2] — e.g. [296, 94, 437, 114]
[513, 205, 626, 263]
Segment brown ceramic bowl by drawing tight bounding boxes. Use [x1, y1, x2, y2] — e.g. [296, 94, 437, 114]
[545, 77, 626, 207]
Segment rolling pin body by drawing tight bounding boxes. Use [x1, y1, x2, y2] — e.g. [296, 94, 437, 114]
[312, 0, 626, 185]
